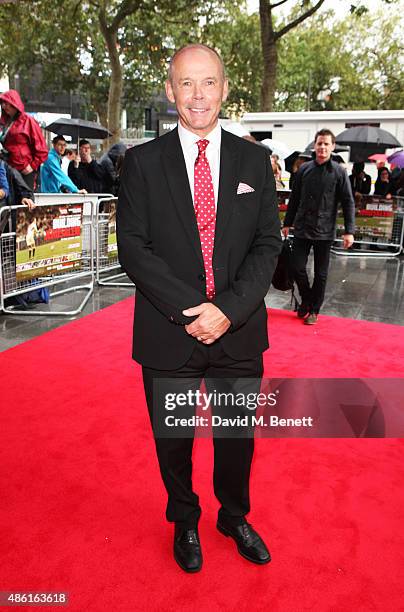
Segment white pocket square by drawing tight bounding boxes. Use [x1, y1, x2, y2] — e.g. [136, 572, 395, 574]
[237, 182, 255, 194]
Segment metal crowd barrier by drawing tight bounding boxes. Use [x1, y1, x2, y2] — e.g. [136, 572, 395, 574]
[95, 196, 133, 287]
[0, 200, 94, 316]
[276, 190, 404, 258]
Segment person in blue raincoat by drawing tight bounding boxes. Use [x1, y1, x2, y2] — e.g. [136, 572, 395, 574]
[40, 135, 87, 194]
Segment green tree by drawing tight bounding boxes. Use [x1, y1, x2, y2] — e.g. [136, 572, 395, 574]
[258, 0, 401, 112]
[259, 0, 326, 111]
[275, 6, 404, 112]
[0, 0, 402, 132]
[202, 9, 262, 115]
[0, 0, 203, 141]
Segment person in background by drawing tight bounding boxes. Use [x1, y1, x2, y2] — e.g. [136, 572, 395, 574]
[0, 158, 9, 204]
[3, 159, 35, 210]
[289, 155, 310, 190]
[242, 134, 257, 143]
[0, 90, 48, 191]
[349, 162, 371, 197]
[392, 168, 404, 196]
[271, 154, 284, 189]
[68, 139, 105, 193]
[61, 148, 76, 175]
[374, 167, 394, 199]
[390, 163, 401, 192]
[271, 156, 283, 188]
[283, 129, 355, 325]
[99, 142, 127, 195]
[0, 159, 34, 239]
[40, 136, 87, 194]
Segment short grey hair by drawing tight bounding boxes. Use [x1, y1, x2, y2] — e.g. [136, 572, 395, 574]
[168, 43, 226, 84]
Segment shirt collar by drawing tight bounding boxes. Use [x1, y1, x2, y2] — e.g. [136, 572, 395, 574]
[177, 121, 222, 154]
[315, 156, 333, 169]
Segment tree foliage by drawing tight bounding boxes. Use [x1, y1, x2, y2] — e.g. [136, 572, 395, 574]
[258, 0, 401, 111]
[275, 5, 404, 111]
[0, 0, 402, 136]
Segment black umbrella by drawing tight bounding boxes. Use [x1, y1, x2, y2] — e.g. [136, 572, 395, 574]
[335, 126, 401, 148]
[285, 150, 344, 173]
[284, 150, 311, 174]
[45, 117, 112, 141]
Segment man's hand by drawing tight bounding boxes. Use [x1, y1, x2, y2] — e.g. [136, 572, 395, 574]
[74, 153, 81, 168]
[282, 226, 290, 238]
[78, 189, 87, 194]
[342, 233, 354, 249]
[22, 164, 33, 175]
[21, 198, 36, 210]
[183, 303, 231, 344]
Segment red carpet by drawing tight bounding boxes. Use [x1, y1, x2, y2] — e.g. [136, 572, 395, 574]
[1, 299, 404, 611]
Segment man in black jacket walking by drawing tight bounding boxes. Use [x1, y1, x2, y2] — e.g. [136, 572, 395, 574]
[283, 129, 355, 325]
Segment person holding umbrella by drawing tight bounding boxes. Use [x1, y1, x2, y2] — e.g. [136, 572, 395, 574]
[68, 139, 106, 193]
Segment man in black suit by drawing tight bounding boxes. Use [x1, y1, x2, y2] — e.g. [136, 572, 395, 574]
[117, 44, 281, 572]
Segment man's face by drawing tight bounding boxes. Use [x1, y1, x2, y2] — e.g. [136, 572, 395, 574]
[165, 47, 228, 137]
[314, 135, 335, 164]
[79, 144, 91, 157]
[54, 140, 67, 155]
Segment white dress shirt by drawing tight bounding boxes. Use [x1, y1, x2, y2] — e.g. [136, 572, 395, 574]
[177, 121, 222, 209]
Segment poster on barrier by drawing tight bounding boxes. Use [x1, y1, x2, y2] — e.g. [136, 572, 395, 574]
[336, 207, 395, 242]
[100, 199, 117, 260]
[16, 204, 83, 282]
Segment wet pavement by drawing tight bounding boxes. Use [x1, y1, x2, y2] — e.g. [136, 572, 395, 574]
[1, 254, 403, 353]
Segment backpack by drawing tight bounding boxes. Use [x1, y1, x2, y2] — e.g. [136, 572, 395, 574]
[5, 286, 50, 310]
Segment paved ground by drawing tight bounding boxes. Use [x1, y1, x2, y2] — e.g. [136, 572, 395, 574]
[1, 254, 403, 353]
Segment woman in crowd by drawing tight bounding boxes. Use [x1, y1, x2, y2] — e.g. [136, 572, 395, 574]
[374, 167, 394, 199]
[271, 154, 285, 190]
[0, 89, 48, 191]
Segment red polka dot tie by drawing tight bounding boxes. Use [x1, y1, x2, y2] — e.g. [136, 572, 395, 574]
[194, 139, 216, 299]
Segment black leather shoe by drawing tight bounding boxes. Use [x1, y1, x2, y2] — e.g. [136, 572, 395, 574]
[297, 303, 310, 318]
[217, 520, 271, 564]
[174, 526, 202, 573]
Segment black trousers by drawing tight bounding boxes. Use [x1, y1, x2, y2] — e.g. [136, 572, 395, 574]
[292, 237, 333, 314]
[142, 342, 263, 529]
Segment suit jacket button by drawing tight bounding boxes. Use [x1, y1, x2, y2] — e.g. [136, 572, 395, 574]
[198, 273, 206, 281]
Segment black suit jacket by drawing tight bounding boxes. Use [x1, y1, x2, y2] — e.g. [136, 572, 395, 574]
[117, 127, 282, 370]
